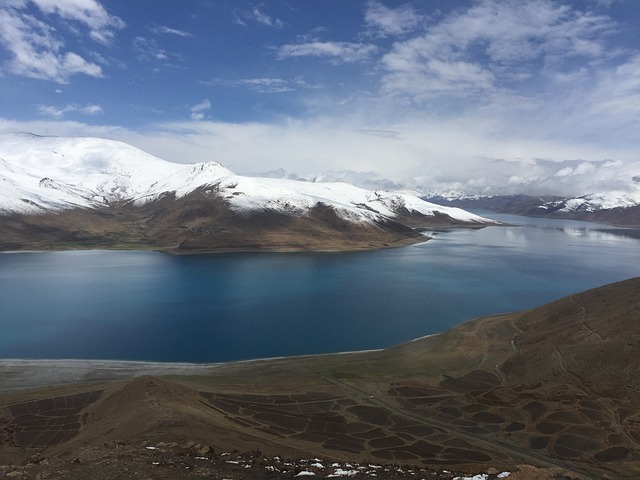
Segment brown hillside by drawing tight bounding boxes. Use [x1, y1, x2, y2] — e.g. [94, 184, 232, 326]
[0, 189, 425, 253]
[0, 185, 495, 253]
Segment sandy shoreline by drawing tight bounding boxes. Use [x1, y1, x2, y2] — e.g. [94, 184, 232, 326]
[0, 347, 387, 392]
[0, 359, 217, 392]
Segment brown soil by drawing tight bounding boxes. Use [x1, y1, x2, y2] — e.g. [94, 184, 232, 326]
[2, 278, 640, 479]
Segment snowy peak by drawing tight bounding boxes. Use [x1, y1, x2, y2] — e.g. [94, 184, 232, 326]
[0, 133, 494, 228]
[0, 133, 230, 213]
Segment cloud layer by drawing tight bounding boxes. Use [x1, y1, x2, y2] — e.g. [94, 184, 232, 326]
[0, 0, 123, 82]
[0, 0, 639, 198]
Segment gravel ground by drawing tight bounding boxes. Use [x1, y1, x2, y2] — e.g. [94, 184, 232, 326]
[0, 441, 583, 480]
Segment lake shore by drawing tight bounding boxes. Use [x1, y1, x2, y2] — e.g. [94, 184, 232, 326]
[0, 344, 391, 392]
[3, 277, 639, 480]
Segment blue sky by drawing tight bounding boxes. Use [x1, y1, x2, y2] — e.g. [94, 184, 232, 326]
[1, 0, 639, 195]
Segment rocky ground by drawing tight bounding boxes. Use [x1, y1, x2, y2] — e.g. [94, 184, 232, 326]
[0, 440, 580, 480]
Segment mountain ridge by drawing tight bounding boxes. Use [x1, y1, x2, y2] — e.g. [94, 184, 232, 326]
[260, 164, 640, 227]
[0, 133, 496, 253]
[426, 194, 640, 228]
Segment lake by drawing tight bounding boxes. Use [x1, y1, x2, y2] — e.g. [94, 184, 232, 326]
[1, 213, 639, 363]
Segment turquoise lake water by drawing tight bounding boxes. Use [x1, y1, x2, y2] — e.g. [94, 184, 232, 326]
[1, 213, 639, 362]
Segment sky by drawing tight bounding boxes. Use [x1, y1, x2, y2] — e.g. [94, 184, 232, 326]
[1, 0, 639, 196]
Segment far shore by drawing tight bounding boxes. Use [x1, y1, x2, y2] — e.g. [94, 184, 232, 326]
[0, 233, 433, 256]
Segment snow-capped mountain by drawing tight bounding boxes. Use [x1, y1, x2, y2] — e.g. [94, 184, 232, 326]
[0, 133, 234, 213]
[0, 132, 489, 224]
[426, 192, 640, 227]
[0, 133, 496, 253]
[262, 163, 640, 227]
[425, 190, 640, 215]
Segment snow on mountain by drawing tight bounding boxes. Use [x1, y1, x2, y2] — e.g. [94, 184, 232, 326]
[543, 191, 640, 213]
[425, 189, 640, 215]
[0, 133, 494, 226]
[265, 162, 640, 215]
[428, 163, 640, 213]
[0, 133, 187, 213]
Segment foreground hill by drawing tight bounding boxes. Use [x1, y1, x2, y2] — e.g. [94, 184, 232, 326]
[0, 133, 495, 253]
[2, 278, 639, 479]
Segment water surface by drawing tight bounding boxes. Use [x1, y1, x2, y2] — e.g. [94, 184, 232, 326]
[1, 213, 638, 362]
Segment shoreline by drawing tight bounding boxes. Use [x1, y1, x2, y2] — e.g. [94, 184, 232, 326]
[0, 234, 431, 256]
[0, 346, 389, 392]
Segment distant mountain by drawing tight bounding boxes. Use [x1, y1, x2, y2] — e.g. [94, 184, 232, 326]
[0, 133, 496, 253]
[426, 193, 640, 227]
[261, 163, 640, 228]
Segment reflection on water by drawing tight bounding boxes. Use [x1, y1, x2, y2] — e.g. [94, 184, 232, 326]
[1, 213, 639, 363]
[560, 227, 640, 241]
[469, 211, 640, 241]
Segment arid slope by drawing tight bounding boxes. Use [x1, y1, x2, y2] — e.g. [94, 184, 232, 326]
[0, 188, 491, 253]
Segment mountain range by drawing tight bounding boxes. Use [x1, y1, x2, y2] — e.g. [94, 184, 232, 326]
[0, 133, 495, 253]
[275, 167, 640, 227]
[425, 193, 640, 227]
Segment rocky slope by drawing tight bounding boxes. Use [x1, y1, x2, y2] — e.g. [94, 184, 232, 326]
[0, 133, 495, 252]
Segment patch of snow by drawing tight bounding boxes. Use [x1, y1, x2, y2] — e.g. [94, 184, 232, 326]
[328, 468, 358, 477]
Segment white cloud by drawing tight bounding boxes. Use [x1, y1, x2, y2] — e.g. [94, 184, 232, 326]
[38, 103, 103, 117]
[1, 1, 639, 200]
[364, 1, 424, 37]
[277, 41, 377, 63]
[81, 103, 103, 115]
[0, 0, 123, 83]
[189, 98, 211, 120]
[237, 77, 294, 93]
[204, 77, 313, 94]
[251, 6, 283, 28]
[30, 0, 125, 44]
[555, 167, 573, 177]
[133, 36, 169, 61]
[235, 6, 283, 28]
[379, 0, 615, 101]
[573, 161, 596, 176]
[1, 113, 638, 198]
[150, 25, 193, 37]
